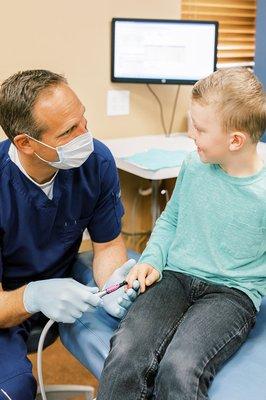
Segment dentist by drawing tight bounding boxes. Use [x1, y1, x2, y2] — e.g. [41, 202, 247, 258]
[0, 69, 138, 400]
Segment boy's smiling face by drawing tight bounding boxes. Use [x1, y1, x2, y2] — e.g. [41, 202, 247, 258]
[188, 101, 230, 164]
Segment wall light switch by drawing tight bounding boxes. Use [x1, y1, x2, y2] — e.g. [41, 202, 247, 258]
[107, 90, 130, 116]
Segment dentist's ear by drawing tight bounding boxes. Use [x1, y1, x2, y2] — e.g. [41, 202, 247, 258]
[229, 131, 247, 151]
[13, 133, 36, 155]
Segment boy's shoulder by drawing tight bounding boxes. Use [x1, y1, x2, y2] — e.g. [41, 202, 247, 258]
[184, 151, 266, 186]
[183, 151, 206, 173]
[185, 151, 201, 164]
[178, 151, 210, 184]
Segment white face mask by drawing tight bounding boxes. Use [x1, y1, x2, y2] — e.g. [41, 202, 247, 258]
[27, 131, 94, 170]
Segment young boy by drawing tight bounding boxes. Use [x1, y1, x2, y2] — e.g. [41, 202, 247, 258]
[97, 68, 266, 400]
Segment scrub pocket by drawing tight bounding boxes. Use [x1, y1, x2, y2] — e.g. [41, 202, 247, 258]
[59, 217, 91, 244]
[112, 190, 123, 227]
[221, 220, 264, 260]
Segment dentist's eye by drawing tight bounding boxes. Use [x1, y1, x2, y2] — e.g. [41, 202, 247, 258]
[64, 126, 77, 136]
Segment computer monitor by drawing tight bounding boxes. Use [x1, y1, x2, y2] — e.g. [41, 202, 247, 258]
[111, 18, 218, 85]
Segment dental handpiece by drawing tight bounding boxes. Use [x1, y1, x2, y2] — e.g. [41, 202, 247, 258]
[98, 280, 128, 298]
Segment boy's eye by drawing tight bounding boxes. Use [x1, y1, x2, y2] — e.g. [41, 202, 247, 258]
[195, 126, 204, 134]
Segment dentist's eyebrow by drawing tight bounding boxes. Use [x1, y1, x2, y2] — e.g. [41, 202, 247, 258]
[56, 106, 86, 138]
[56, 125, 77, 138]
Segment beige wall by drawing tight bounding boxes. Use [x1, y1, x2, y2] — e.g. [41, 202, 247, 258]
[0, 1, 192, 249]
[0, 0, 191, 141]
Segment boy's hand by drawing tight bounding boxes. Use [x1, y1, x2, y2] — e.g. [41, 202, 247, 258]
[126, 263, 160, 293]
[101, 259, 139, 319]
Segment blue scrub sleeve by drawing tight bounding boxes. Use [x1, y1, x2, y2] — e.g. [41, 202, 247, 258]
[88, 156, 124, 243]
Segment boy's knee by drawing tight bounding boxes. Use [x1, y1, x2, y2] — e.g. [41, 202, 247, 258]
[0, 372, 37, 400]
[160, 350, 198, 382]
[111, 328, 141, 356]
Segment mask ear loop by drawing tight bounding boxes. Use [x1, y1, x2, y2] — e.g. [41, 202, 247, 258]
[25, 134, 60, 164]
[25, 134, 57, 151]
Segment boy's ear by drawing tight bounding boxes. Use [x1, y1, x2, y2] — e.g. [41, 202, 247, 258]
[228, 131, 247, 151]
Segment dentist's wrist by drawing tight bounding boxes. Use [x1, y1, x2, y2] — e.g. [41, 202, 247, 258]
[23, 282, 39, 314]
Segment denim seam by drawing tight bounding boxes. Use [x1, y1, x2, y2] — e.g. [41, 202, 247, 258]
[75, 318, 110, 352]
[148, 311, 189, 400]
[223, 296, 257, 320]
[189, 281, 197, 303]
[139, 357, 158, 400]
[195, 318, 253, 400]
[0, 370, 34, 386]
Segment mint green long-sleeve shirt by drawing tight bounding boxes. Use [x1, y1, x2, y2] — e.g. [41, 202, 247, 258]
[139, 152, 266, 310]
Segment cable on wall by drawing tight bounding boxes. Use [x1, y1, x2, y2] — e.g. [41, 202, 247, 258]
[146, 84, 181, 136]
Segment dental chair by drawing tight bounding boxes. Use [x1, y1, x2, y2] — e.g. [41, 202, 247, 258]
[209, 295, 266, 399]
[31, 250, 266, 399]
[60, 251, 266, 400]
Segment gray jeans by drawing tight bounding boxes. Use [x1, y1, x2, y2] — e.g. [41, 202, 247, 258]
[97, 270, 256, 400]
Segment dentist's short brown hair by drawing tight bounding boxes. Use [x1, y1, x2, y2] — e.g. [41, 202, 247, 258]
[0, 69, 67, 141]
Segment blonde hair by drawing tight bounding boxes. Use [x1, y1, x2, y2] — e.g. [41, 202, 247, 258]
[192, 68, 266, 143]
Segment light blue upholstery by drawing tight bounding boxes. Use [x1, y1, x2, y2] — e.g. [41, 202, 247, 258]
[209, 296, 266, 399]
[60, 251, 266, 398]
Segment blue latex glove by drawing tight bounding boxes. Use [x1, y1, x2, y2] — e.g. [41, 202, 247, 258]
[102, 259, 140, 319]
[23, 278, 102, 323]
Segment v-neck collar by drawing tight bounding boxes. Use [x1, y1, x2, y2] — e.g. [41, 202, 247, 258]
[8, 159, 72, 208]
[4, 142, 73, 208]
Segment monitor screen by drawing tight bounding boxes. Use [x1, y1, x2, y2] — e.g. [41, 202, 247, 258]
[111, 18, 218, 85]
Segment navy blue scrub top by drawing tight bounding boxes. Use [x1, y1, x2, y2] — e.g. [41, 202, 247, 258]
[0, 138, 124, 290]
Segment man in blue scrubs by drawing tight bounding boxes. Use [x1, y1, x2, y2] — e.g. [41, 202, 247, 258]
[0, 70, 137, 399]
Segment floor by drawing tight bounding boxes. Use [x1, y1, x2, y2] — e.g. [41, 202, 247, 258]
[29, 338, 99, 398]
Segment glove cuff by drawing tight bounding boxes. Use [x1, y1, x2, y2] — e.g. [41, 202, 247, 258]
[23, 282, 39, 314]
